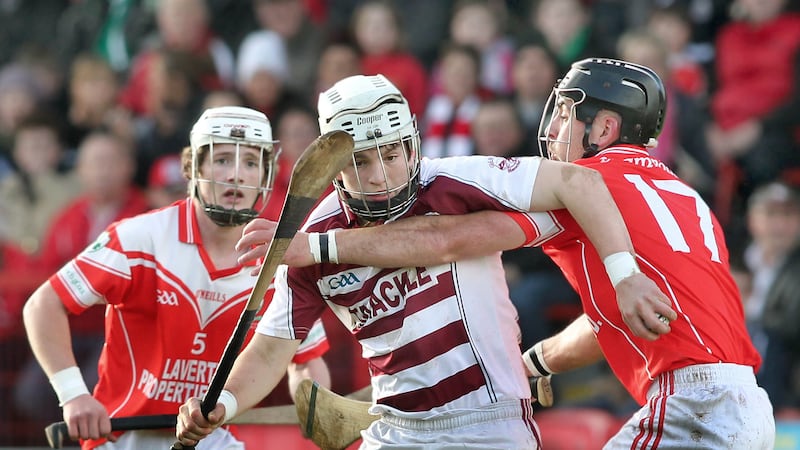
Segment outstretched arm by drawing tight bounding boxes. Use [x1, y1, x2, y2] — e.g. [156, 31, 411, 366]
[237, 211, 526, 270]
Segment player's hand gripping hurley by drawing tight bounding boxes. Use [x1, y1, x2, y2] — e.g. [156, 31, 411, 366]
[170, 130, 354, 450]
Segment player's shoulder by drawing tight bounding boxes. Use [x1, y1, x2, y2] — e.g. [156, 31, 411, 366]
[113, 202, 181, 242]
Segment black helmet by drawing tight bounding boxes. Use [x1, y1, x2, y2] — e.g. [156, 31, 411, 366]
[558, 58, 667, 147]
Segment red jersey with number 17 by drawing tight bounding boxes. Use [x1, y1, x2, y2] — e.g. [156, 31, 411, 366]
[512, 145, 760, 405]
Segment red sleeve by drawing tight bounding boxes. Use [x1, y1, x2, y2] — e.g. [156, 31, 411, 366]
[503, 211, 538, 244]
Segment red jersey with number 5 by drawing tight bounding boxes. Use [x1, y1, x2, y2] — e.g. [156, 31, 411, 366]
[49, 199, 328, 449]
[513, 145, 760, 405]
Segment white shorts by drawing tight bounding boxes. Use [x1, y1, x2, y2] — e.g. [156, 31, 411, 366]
[360, 399, 541, 449]
[93, 427, 244, 450]
[605, 363, 775, 450]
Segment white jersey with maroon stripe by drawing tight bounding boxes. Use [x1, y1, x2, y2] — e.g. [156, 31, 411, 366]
[258, 155, 545, 419]
[50, 199, 327, 425]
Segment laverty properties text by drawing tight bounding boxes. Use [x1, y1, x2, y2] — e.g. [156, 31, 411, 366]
[137, 358, 218, 403]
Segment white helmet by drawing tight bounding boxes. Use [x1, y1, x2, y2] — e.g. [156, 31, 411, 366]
[189, 106, 278, 226]
[318, 74, 420, 222]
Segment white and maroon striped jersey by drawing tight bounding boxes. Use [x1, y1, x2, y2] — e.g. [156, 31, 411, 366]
[510, 145, 761, 405]
[258, 155, 546, 419]
[50, 199, 328, 432]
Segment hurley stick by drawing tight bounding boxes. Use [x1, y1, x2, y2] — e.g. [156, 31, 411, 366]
[295, 379, 378, 450]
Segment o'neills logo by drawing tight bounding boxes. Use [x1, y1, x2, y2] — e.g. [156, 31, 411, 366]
[357, 114, 383, 125]
[196, 289, 227, 303]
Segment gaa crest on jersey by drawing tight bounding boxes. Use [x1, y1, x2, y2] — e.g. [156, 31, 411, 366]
[487, 156, 520, 173]
[87, 231, 111, 253]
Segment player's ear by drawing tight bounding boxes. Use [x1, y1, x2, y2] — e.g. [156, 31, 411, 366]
[595, 112, 622, 147]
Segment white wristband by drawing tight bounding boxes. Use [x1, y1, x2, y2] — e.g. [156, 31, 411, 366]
[603, 251, 641, 287]
[522, 342, 555, 378]
[218, 389, 238, 423]
[308, 232, 323, 263]
[49, 366, 90, 406]
[326, 230, 339, 264]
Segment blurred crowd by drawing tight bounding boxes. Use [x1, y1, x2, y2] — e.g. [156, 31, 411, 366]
[0, 0, 799, 446]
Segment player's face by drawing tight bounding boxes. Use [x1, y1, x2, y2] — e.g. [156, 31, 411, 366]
[339, 141, 414, 202]
[196, 143, 265, 210]
[544, 95, 585, 162]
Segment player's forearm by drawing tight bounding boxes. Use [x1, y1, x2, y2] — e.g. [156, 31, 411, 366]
[22, 283, 79, 376]
[334, 211, 524, 267]
[223, 333, 300, 416]
[538, 315, 603, 373]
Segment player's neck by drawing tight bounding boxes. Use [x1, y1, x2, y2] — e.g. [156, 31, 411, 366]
[193, 203, 245, 262]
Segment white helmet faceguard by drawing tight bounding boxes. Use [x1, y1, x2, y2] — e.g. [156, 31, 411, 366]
[189, 106, 278, 226]
[318, 74, 421, 222]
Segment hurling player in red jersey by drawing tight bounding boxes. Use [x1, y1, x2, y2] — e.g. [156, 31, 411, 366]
[22, 107, 330, 450]
[237, 59, 775, 449]
[516, 58, 774, 449]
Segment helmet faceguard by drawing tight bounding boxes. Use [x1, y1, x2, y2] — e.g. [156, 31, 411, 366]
[318, 74, 421, 222]
[189, 106, 278, 226]
[538, 58, 666, 159]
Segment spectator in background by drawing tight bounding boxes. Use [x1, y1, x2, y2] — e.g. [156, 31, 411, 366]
[236, 30, 307, 125]
[646, 4, 709, 98]
[706, 0, 800, 198]
[0, 64, 43, 179]
[0, 113, 81, 344]
[421, 43, 484, 159]
[743, 181, 800, 417]
[528, 0, 613, 68]
[119, 0, 234, 117]
[625, 0, 730, 79]
[0, 113, 81, 257]
[145, 153, 188, 210]
[741, 181, 800, 356]
[53, 0, 155, 74]
[350, 0, 428, 117]
[64, 53, 132, 152]
[324, 0, 454, 68]
[313, 37, 362, 102]
[13, 45, 69, 118]
[202, 89, 245, 111]
[470, 98, 580, 349]
[760, 237, 800, 418]
[131, 48, 205, 187]
[248, 0, 325, 96]
[447, 0, 515, 96]
[39, 130, 147, 274]
[509, 34, 560, 145]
